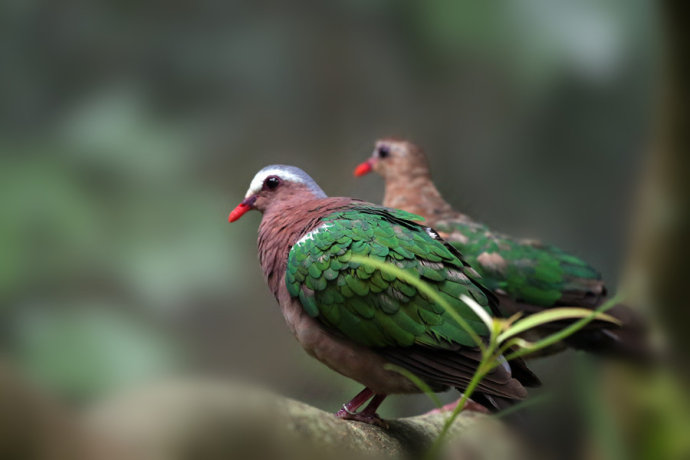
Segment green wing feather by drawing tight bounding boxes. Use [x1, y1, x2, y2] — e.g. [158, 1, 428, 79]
[433, 220, 602, 307]
[286, 206, 492, 349]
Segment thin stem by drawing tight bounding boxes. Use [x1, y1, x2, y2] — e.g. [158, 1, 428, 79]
[505, 294, 622, 361]
[424, 342, 499, 460]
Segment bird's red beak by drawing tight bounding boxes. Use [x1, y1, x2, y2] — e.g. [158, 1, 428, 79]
[228, 196, 256, 223]
[353, 159, 374, 177]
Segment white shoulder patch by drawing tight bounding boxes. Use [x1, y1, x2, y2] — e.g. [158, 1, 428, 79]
[294, 222, 334, 247]
[425, 227, 440, 240]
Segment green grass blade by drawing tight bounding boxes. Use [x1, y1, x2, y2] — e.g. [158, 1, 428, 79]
[496, 337, 535, 359]
[504, 294, 624, 361]
[460, 294, 494, 331]
[497, 307, 620, 343]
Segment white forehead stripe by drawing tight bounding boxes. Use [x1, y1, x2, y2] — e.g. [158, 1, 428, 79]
[245, 168, 306, 198]
[244, 164, 327, 199]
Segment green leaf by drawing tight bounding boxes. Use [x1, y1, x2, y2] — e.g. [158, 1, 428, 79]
[459, 294, 494, 332]
[503, 294, 625, 361]
[497, 307, 620, 343]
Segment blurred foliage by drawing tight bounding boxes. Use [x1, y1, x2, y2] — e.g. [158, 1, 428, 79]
[1, 1, 685, 459]
[15, 306, 179, 400]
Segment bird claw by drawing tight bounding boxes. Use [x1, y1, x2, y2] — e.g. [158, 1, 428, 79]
[335, 408, 390, 429]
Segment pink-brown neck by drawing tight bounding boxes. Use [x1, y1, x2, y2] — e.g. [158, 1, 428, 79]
[372, 139, 470, 224]
[381, 173, 463, 224]
[257, 196, 353, 296]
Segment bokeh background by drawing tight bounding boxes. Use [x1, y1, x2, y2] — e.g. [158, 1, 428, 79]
[2, 1, 687, 459]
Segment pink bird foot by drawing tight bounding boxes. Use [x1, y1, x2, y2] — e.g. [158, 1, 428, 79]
[335, 390, 389, 428]
[426, 398, 490, 415]
[336, 409, 389, 428]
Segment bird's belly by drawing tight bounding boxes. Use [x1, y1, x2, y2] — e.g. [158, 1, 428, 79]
[280, 294, 419, 394]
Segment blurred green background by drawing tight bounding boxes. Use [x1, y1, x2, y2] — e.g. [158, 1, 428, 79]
[3, 1, 686, 459]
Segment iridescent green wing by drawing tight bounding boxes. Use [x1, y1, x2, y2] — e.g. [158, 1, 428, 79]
[434, 219, 602, 307]
[285, 206, 493, 349]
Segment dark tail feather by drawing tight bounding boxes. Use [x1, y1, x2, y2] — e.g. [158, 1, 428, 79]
[507, 355, 542, 388]
[564, 303, 656, 363]
[461, 355, 542, 423]
[470, 392, 514, 412]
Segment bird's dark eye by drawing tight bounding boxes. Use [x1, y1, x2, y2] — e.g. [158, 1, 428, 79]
[377, 145, 390, 158]
[264, 175, 281, 190]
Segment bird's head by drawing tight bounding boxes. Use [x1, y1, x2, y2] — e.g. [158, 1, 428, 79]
[228, 165, 327, 222]
[353, 139, 430, 181]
